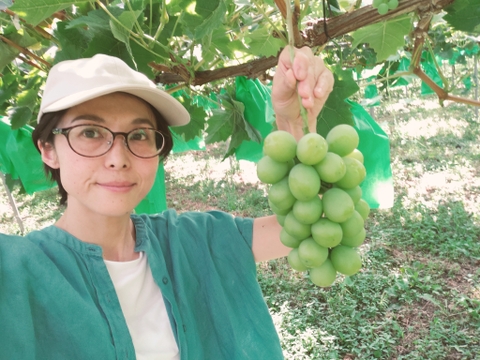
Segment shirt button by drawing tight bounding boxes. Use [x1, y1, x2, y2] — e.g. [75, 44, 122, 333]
[162, 277, 168, 284]
[183, 325, 187, 332]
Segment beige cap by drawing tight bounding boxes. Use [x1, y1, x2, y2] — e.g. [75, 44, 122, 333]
[38, 54, 190, 126]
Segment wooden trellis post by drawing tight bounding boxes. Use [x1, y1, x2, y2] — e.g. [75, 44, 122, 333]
[0, 172, 25, 234]
[475, 55, 478, 120]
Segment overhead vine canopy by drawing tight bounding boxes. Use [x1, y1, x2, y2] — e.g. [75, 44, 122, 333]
[0, 0, 479, 154]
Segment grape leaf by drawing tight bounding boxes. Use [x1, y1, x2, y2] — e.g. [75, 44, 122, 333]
[54, 21, 93, 62]
[66, 9, 142, 69]
[331, 67, 360, 99]
[316, 68, 359, 137]
[0, 30, 38, 72]
[0, 39, 19, 72]
[195, 0, 220, 17]
[83, 32, 130, 63]
[351, 15, 413, 62]
[205, 94, 262, 159]
[171, 100, 207, 142]
[245, 27, 285, 57]
[0, 74, 20, 116]
[194, 0, 227, 40]
[9, 106, 32, 130]
[10, 0, 85, 26]
[444, 0, 480, 34]
[205, 108, 234, 144]
[202, 27, 248, 61]
[224, 116, 262, 160]
[110, 10, 142, 49]
[125, 0, 145, 12]
[67, 7, 121, 31]
[109, 10, 153, 65]
[16, 87, 38, 109]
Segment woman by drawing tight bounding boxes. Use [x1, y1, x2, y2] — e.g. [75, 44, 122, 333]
[0, 46, 333, 359]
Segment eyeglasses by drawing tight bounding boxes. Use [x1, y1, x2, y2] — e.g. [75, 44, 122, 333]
[52, 124, 165, 158]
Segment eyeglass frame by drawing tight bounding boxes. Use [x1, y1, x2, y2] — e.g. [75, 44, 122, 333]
[52, 124, 166, 159]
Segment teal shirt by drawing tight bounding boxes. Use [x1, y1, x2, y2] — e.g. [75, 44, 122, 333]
[0, 210, 284, 360]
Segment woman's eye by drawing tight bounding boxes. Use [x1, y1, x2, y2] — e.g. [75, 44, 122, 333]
[130, 130, 149, 141]
[81, 128, 101, 138]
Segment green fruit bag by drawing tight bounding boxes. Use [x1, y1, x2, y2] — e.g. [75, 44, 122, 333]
[0, 118, 18, 178]
[134, 164, 167, 214]
[0, 119, 54, 194]
[348, 100, 394, 209]
[234, 76, 275, 163]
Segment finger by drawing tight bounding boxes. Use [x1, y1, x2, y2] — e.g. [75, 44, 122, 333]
[314, 64, 334, 102]
[296, 50, 325, 109]
[273, 47, 300, 102]
[291, 49, 310, 81]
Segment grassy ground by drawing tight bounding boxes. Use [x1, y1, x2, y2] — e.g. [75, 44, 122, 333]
[1, 97, 479, 359]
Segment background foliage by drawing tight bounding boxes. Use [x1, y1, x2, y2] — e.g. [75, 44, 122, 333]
[1, 0, 479, 156]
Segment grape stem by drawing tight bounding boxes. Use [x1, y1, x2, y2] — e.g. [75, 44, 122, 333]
[284, 0, 310, 136]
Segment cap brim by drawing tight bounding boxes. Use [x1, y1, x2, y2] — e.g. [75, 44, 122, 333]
[38, 84, 190, 127]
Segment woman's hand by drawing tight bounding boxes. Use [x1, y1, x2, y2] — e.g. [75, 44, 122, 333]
[252, 47, 334, 263]
[271, 46, 334, 141]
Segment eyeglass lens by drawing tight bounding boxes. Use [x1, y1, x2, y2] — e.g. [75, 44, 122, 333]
[67, 125, 164, 158]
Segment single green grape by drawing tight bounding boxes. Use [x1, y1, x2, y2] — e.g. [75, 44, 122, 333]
[309, 259, 337, 287]
[335, 157, 366, 189]
[298, 237, 329, 268]
[345, 149, 364, 164]
[256, 156, 289, 184]
[288, 248, 308, 272]
[292, 196, 323, 225]
[283, 211, 312, 240]
[296, 132, 328, 165]
[330, 245, 362, 276]
[280, 228, 303, 248]
[341, 227, 366, 248]
[263, 130, 297, 162]
[335, 184, 362, 204]
[326, 124, 359, 157]
[322, 188, 355, 223]
[339, 210, 364, 238]
[288, 164, 321, 201]
[311, 218, 343, 248]
[388, 0, 399, 10]
[377, 2, 389, 15]
[313, 152, 346, 184]
[355, 199, 371, 220]
[268, 177, 296, 211]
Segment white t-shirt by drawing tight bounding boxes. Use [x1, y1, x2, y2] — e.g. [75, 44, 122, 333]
[104, 252, 180, 360]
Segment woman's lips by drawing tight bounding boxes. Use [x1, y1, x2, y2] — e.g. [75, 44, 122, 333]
[97, 182, 136, 192]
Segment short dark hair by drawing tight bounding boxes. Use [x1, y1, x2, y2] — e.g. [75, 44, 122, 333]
[32, 102, 174, 206]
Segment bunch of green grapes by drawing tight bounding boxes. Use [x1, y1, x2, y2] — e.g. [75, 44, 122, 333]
[372, 0, 399, 15]
[257, 124, 370, 288]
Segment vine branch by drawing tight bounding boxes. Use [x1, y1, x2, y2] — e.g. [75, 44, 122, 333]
[409, 2, 480, 107]
[154, 0, 455, 85]
[2, 9, 54, 42]
[0, 34, 51, 68]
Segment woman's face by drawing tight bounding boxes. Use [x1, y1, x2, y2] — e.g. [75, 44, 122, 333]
[40, 92, 160, 218]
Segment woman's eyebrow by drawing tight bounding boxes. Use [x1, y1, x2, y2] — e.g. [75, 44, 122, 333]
[70, 115, 155, 128]
[71, 114, 105, 123]
[131, 118, 156, 128]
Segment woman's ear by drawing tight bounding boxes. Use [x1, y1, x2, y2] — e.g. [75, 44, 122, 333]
[38, 140, 60, 169]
